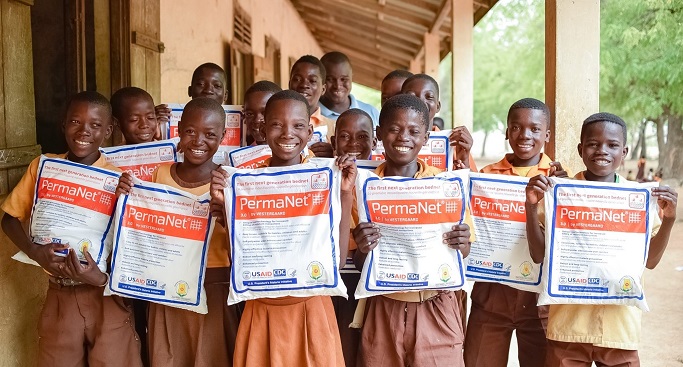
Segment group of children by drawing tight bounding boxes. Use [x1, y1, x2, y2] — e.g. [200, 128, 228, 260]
[1, 51, 677, 367]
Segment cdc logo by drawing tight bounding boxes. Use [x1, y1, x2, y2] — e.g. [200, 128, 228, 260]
[146, 279, 158, 287]
[273, 269, 287, 277]
[407, 273, 419, 280]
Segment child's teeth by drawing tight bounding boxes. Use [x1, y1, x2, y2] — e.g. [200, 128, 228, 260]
[76, 141, 90, 146]
[395, 146, 410, 152]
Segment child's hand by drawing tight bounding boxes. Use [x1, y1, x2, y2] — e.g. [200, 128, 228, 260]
[116, 172, 134, 197]
[29, 242, 69, 277]
[453, 160, 467, 170]
[652, 186, 678, 219]
[61, 248, 108, 286]
[336, 153, 358, 193]
[353, 223, 381, 254]
[310, 142, 334, 158]
[211, 168, 229, 226]
[443, 224, 470, 251]
[526, 174, 551, 205]
[549, 162, 568, 178]
[155, 104, 171, 140]
[449, 126, 473, 167]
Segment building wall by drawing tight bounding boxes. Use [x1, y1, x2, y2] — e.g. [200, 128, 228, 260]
[159, 0, 322, 104]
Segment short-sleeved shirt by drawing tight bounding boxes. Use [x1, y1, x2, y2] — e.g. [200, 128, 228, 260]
[310, 107, 336, 142]
[152, 163, 230, 268]
[543, 171, 661, 350]
[2, 153, 120, 222]
[480, 153, 553, 177]
[319, 94, 380, 129]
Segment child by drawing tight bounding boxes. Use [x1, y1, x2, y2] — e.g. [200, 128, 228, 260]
[319, 51, 380, 127]
[212, 90, 356, 366]
[380, 69, 413, 107]
[243, 80, 282, 146]
[352, 94, 472, 367]
[118, 97, 239, 367]
[289, 55, 335, 157]
[401, 73, 476, 171]
[330, 108, 377, 367]
[111, 87, 160, 145]
[1, 91, 142, 367]
[155, 62, 229, 132]
[464, 98, 566, 367]
[525, 112, 678, 366]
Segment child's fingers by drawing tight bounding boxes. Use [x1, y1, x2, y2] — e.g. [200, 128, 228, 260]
[82, 249, 97, 266]
[310, 142, 334, 158]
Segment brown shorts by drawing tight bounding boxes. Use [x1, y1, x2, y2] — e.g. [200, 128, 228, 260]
[38, 282, 142, 367]
[357, 291, 465, 367]
[147, 267, 239, 367]
[464, 282, 548, 367]
[333, 272, 362, 367]
[545, 340, 640, 367]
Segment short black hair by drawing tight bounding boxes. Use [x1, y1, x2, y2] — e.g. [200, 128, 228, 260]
[379, 94, 430, 130]
[402, 73, 440, 98]
[110, 87, 154, 120]
[291, 55, 326, 81]
[180, 97, 226, 129]
[337, 108, 374, 134]
[191, 62, 227, 84]
[245, 81, 282, 97]
[265, 90, 311, 120]
[382, 69, 413, 83]
[581, 112, 628, 144]
[66, 91, 112, 123]
[507, 98, 551, 128]
[321, 51, 351, 67]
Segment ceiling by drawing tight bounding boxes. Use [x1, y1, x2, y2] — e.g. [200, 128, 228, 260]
[290, 0, 498, 88]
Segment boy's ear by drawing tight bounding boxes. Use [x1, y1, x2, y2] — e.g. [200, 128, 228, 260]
[187, 86, 192, 99]
[622, 145, 629, 160]
[436, 100, 441, 113]
[422, 131, 430, 147]
[330, 135, 337, 152]
[105, 121, 114, 139]
[544, 129, 550, 143]
[375, 125, 383, 142]
[577, 142, 583, 158]
[371, 136, 378, 151]
[505, 127, 509, 140]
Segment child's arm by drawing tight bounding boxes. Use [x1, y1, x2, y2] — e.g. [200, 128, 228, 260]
[442, 224, 471, 257]
[61, 248, 108, 286]
[352, 222, 380, 270]
[310, 142, 335, 158]
[115, 172, 134, 197]
[1, 213, 70, 276]
[525, 174, 552, 264]
[210, 167, 229, 227]
[646, 186, 678, 269]
[336, 154, 357, 270]
[154, 104, 171, 140]
[449, 126, 473, 169]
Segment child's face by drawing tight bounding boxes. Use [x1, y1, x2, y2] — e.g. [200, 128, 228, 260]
[188, 68, 228, 104]
[332, 115, 376, 160]
[289, 62, 325, 112]
[178, 109, 225, 166]
[244, 91, 273, 145]
[578, 121, 628, 180]
[506, 108, 550, 163]
[401, 79, 440, 121]
[323, 62, 352, 104]
[381, 77, 406, 107]
[118, 97, 157, 144]
[263, 99, 312, 166]
[62, 101, 113, 164]
[377, 109, 429, 167]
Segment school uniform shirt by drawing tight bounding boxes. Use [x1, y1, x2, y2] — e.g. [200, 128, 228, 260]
[152, 163, 230, 268]
[540, 171, 661, 350]
[319, 94, 380, 129]
[2, 153, 120, 222]
[481, 153, 553, 177]
[311, 107, 337, 141]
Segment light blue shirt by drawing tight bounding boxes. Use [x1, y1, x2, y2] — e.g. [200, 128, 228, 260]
[319, 94, 379, 129]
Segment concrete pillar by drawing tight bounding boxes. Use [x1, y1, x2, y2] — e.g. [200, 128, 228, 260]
[450, 0, 474, 131]
[423, 32, 440, 80]
[0, 0, 45, 365]
[545, 0, 600, 173]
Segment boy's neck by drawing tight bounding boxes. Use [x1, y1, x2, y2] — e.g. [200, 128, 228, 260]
[320, 95, 350, 114]
[174, 160, 217, 184]
[66, 151, 101, 166]
[269, 155, 301, 167]
[384, 159, 420, 178]
[508, 153, 542, 167]
[583, 169, 617, 183]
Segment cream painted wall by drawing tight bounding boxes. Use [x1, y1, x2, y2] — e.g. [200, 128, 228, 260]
[159, 0, 322, 104]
